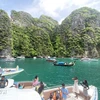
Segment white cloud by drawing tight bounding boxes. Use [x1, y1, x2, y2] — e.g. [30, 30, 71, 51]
[38, 0, 69, 17]
[59, 17, 65, 24]
[24, 0, 100, 23]
[71, 0, 89, 6]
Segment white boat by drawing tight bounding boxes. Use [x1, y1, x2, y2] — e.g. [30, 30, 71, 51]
[33, 57, 37, 59]
[0, 79, 98, 100]
[81, 57, 91, 61]
[81, 58, 98, 62]
[46, 58, 57, 62]
[0, 66, 24, 78]
[17, 56, 25, 59]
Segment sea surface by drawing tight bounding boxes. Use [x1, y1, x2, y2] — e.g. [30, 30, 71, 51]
[0, 58, 100, 98]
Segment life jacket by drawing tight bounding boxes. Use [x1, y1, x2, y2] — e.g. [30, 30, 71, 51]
[59, 90, 62, 99]
[53, 91, 56, 100]
[52, 90, 62, 100]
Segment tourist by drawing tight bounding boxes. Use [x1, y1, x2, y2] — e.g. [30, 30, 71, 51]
[80, 80, 89, 100]
[32, 75, 39, 86]
[0, 67, 3, 75]
[18, 83, 24, 89]
[48, 93, 53, 100]
[48, 90, 61, 100]
[37, 81, 44, 100]
[61, 83, 68, 100]
[72, 77, 79, 98]
[0, 76, 8, 88]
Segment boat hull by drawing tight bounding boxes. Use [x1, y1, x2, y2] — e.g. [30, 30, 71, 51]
[1, 68, 24, 78]
[54, 63, 74, 66]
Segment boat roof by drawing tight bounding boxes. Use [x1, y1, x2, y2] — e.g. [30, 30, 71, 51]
[0, 88, 41, 100]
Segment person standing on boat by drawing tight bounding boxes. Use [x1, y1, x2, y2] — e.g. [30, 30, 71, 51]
[38, 81, 44, 100]
[72, 77, 79, 98]
[61, 83, 69, 100]
[32, 75, 39, 86]
[48, 93, 53, 100]
[0, 67, 3, 75]
[0, 76, 8, 88]
[80, 80, 89, 100]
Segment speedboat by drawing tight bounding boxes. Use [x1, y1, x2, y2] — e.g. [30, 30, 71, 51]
[17, 56, 25, 59]
[0, 79, 98, 100]
[81, 57, 91, 61]
[12, 80, 98, 100]
[81, 58, 98, 62]
[0, 66, 24, 78]
[46, 58, 57, 62]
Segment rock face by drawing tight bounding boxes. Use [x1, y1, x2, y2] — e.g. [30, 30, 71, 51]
[11, 11, 58, 28]
[0, 10, 12, 57]
[1, 7, 100, 57]
[60, 7, 100, 57]
[11, 10, 34, 27]
[11, 12, 58, 57]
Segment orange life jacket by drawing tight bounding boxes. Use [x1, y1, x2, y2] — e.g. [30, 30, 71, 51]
[53, 92, 56, 100]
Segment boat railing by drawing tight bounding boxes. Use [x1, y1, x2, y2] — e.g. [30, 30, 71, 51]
[90, 87, 98, 100]
[44, 84, 72, 90]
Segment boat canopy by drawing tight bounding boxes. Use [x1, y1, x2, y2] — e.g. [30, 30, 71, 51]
[0, 88, 41, 100]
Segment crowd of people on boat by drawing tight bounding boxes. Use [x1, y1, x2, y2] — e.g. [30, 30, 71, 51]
[0, 75, 89, 100]
[31, 75, 89, 100]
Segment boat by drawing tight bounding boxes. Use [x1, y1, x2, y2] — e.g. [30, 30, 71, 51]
[0, 79, 98, 100]
[81, 57, 98, 62]
[46, 58, 57, 62]
[0, 66, 24, 78]
[81, 57, 91, 61]
[53, 61, 75, 66]
[33, 57, 37, 59]
[17, 55, 25, 59]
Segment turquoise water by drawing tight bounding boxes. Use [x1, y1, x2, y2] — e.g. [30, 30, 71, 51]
[0, 58, 100, 98]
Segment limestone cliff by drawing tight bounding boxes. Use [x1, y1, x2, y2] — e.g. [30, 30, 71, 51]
[0, 10, 12, 57]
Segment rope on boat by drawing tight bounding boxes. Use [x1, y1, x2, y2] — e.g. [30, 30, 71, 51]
[24, 70, 34, 76]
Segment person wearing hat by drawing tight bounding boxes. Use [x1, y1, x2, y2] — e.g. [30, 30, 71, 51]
[61, 83, 68, 100]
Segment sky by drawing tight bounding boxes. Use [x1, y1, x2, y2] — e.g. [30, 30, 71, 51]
[0, 0, 100, 24]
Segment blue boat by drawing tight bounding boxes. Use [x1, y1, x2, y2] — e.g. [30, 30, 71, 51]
[53, 61, 75, 67]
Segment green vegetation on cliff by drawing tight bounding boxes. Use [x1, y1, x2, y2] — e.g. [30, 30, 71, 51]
[60, 7, 100, 57]
[0, 10, 12, 56]
[0, 7, 100, 57]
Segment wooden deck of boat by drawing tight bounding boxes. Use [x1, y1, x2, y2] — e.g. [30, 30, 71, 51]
[16, 82, 91, 100]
